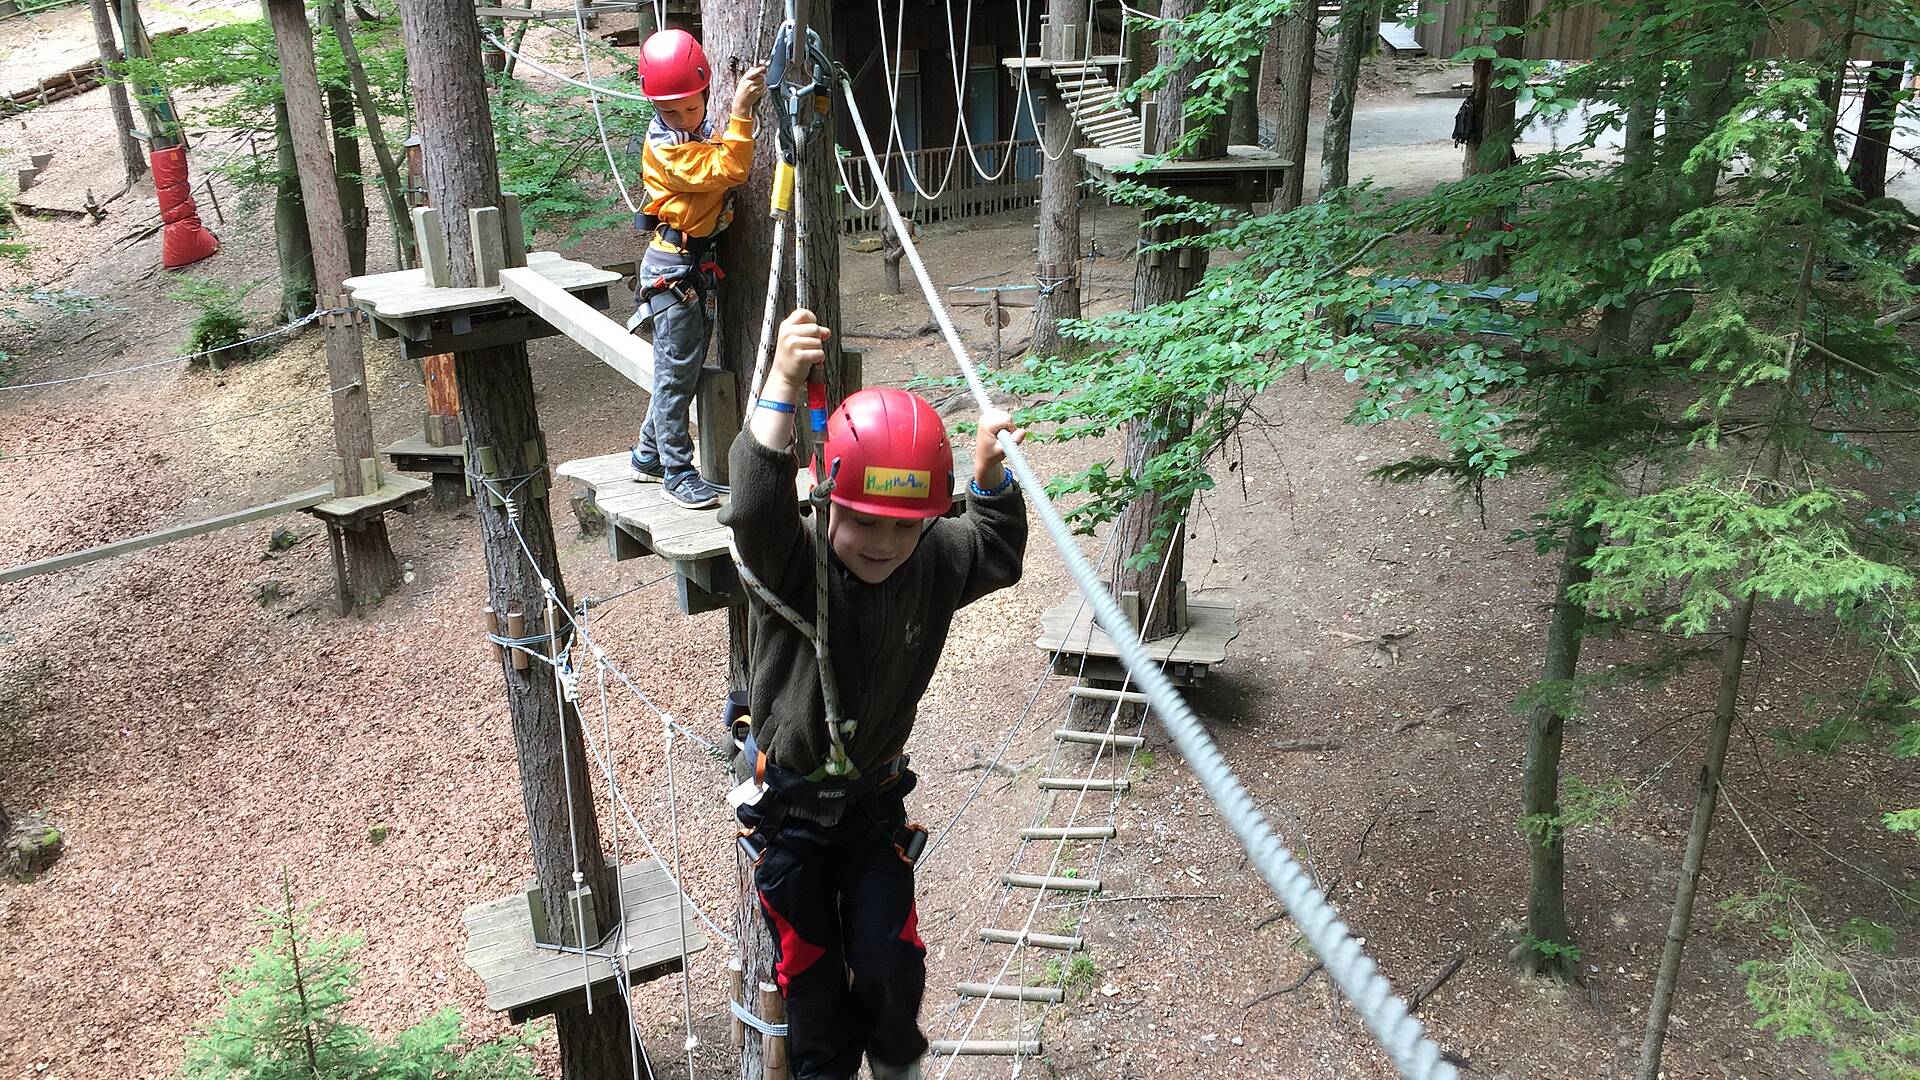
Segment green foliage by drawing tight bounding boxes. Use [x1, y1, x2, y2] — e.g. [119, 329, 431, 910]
[1837, 918, 1899, 957]
[489, 60, 651, 243]
[170, 278, 258, 363]
[1886, 810, 1920, 836]
[1516, 934, 1582, 965]
[1041, 952, 1100, 997]
[1516, 774, 1631, 844]
[181, 884, 538, 1080]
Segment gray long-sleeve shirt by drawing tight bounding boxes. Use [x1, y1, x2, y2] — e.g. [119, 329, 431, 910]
[717, 432, 1028, 779]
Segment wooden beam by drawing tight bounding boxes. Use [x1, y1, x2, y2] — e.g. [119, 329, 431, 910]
[0, 487, 333, 584]
[498, 265, 656, 391]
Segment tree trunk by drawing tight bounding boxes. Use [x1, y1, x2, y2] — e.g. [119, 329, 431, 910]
[1227, 46, 1262, 147]
[266, 0, 399, 611]
[1032, 0, 1085, 358]
[1272, 5, 1315, 211]
[1847, 60, 1903, 201]
[1319, 0, 1371, 195]
[1634, 590, 1754, 1080]
[319, 0, 414, 268]
[1461, 0, 1525, 280]
[1518, 504, 1599, 981]
[272, 96, 318, 324]
[1110, 0, 1219, 642]
[330, 83, 369, 277]
[88, 0, 145, 187]
[880, 216, 904, 296]
[393, 0, 630, 1071]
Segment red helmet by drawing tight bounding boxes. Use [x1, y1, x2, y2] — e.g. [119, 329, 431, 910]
[637, 29, 710, 102]
[824, 387, 954, 520]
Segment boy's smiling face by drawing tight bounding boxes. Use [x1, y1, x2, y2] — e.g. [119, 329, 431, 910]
[830, 506, 929, 584]
[654, 94, 707, 133]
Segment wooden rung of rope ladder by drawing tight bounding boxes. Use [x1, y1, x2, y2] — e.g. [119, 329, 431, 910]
[1004, 872, 1101, 892]
[1038, 776, 1130, 792]
[956, 982, 1064, 1003]
[981, 928, 1084, 950]
[1019, 824, 1117, 840]
[1054, 729, 1145, 750]
[1067, 686, 1150, 705]
[928, 1040, 1043, 1056]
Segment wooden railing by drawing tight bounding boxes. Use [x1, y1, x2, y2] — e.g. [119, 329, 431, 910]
[837, 139, 1044, 234]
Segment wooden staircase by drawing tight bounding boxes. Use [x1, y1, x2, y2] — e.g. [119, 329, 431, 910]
[1045, 61, 1144, 151]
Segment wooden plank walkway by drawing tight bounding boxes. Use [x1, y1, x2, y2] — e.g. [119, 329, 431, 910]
[0, 486, 333, 585]
[462, 859, 707, 1023]
[556, 453, 731, 562]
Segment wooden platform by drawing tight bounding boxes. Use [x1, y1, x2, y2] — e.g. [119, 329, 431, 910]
[556, 453, 737, 615]
[382, 430, 467, 476]
[462, 859, 707, 1023]
[1076, 144, 1292, 202]
[1034, 593, 1239, 685]
[343, 251, 622, 360]
[307, 474, 434, 527]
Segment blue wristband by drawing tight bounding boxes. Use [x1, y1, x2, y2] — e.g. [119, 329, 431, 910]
[756, 397, 797, 414]
[970, 473, 1016, 498]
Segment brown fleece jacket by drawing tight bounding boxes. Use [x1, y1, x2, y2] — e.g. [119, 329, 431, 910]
[717, 431, 1028, 780]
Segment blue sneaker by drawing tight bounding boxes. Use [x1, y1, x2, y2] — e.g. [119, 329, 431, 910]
[629, 448, 664, 483]
[663, 470, 720, 510]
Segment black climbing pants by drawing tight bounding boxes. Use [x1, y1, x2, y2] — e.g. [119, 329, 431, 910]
[741, 774, 928, 1080]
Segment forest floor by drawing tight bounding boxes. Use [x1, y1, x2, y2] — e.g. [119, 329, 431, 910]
[3, 8, 1918, 1080]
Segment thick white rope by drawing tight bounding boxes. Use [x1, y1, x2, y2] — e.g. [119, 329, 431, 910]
[572, 1, 644, 214]
[839, 77, 1458, 1080]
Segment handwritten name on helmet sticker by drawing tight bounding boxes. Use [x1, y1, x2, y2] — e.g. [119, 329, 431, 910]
[863, 467, 933, 498]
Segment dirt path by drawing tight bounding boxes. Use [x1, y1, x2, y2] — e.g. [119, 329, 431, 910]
[2, 20, 1915, 1080]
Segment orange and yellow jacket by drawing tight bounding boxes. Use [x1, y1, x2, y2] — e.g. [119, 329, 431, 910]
[641, 112, 755, 253]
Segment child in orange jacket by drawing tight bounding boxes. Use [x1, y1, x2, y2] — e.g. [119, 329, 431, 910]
[628, 29, 766, 510]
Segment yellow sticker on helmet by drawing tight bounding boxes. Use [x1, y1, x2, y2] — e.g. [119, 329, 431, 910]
[863, 467, 934, 498]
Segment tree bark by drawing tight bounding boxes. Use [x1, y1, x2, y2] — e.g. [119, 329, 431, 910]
[1272, 5, 1315, 211]
[1633, 589, 1753, 1080]
[330, 82, 369, 278]
[319, 0, 414, 268]
[272, 96, 318, 324]
[1032, 0, 1085, 357]
[1319, 0, 1372, 195]
[266, 0, 399, 611]
[1847, 60, 1904, 201]
[1460, 0, 1525, 281]
[1228, 46, 1262, 148]
[1519, 505, 1598, 981]
[87, 0, 145, 187]
[1110, 0, 1219, 641]
[393, 0, 630, 1072]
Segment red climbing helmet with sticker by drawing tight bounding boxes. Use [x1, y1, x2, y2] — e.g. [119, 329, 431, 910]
[637, 29, 710, 102]
[823, 386, 954, 520]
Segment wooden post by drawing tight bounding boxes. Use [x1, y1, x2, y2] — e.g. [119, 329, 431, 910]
[87, 0, 145, 187]
[1031, 0, 1084, 357]
[265, 0, 401, 612]
[393, 0, 630, 1074]
[760, 981, 788, 1080]
[729, 956, 746, 1049]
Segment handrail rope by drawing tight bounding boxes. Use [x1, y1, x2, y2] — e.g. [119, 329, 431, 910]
[661, 666, 701, 1072]
[1, 379, 364, 462]
[571, 1, 643, 215]
[479, 472, 738, 954]
[544, 583, 598, 1012]
[935, 521, 1185, 1076]
[0, 307, 337, 391]
[839, 78, 1458, 1080]
[482, 28, 650, 101]
[590, 647, 646, 1080]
